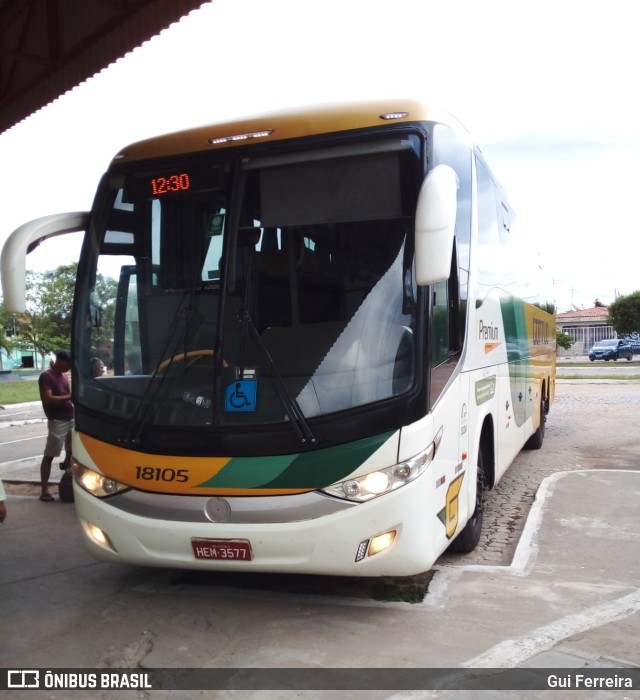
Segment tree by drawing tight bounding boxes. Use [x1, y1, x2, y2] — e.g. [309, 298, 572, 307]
[0, 303, 20, 369]
[19, 270, 70, 367]
[13, 263, 117, 368]
[556, 331, 573, 350]
[608, 291, 640, 335]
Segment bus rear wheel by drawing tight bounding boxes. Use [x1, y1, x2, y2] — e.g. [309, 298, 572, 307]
[525, 394, 547, 450]
[449, 447, 484, 553]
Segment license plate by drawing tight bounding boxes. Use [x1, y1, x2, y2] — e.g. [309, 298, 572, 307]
[191, 538, 252, 561]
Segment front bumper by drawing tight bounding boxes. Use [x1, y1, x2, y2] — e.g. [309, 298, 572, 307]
[72, 477, 439, 577]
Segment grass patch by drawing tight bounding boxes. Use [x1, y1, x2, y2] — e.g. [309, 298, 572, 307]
[0, 379, 41, 404]
[560, 361, 639, 368]
[559, 374, 640, 381]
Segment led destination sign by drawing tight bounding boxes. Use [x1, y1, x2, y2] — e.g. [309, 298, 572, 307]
[151, 173, 191, 195]
[123, 163, 222, 201]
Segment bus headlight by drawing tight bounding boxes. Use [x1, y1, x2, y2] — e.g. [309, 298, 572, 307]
[321, 444, 434, 502]
[73, 461, 129, 498]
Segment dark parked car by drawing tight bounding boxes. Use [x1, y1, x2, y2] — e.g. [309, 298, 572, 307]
[588, 339, 633, 361]
[624, 336, 640, 354]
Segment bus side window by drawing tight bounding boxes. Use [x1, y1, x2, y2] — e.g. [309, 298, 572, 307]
[431, 280, 450, 365]
[476, 156, 517, 293]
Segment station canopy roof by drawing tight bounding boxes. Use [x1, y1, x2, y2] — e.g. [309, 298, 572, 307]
[0, 0, 209, 135]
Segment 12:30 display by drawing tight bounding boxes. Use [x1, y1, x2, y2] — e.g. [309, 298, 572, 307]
[151, 173, 191, 195]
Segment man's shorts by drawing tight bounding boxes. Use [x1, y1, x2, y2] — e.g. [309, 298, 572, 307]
[44, 419, 74, 458]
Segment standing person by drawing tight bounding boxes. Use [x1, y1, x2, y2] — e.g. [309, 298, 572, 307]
[0, 479, 7, 523]
[38, 350, 74, 502]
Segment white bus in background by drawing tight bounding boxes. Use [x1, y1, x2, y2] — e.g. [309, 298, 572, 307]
[1, 100, 556, 575]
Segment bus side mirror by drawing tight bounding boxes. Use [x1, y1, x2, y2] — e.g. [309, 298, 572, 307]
[0, 212, 89, 312]
[414, 165, 458, 286]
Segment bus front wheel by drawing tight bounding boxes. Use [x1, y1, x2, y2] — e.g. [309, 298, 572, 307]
[449, 446, 485, 553]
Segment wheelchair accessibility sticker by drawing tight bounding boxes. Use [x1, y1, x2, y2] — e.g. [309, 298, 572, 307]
[225, 379, 257, 412]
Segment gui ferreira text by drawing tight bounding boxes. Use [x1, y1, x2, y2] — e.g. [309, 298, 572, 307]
[548, 673, 633, 689]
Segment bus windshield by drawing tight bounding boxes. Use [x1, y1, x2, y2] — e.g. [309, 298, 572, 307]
[75, 135, 420, 440]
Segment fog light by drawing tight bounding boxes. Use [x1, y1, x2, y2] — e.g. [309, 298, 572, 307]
[368, 530, 396, 557]
[81, 518, 117, 553]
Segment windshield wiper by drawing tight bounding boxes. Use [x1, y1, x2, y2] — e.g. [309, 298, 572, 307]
[123, 287, 208, 444]
[237, 306, 317, 445]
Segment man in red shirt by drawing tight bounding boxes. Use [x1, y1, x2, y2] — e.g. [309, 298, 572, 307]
[38, 350, 74, 501]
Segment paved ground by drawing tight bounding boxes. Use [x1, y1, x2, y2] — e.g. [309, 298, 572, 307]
[439, 380, 640, 568]
[1, 460, 638, 699]
[1, 378, 639, 699]
[1, 380, 639, 575]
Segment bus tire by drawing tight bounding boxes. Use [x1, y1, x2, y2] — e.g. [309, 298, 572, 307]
[524, 395, 546, 450]
[449, 446, 484, 553]
[58, 470, 74, 503]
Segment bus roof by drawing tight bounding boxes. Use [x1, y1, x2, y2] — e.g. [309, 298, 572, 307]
[112, 99, 465, 165]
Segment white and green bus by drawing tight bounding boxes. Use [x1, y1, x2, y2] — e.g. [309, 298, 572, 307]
[1, 101, 555, 576]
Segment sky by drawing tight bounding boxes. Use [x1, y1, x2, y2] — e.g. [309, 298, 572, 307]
[1, 0, 639, 312]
